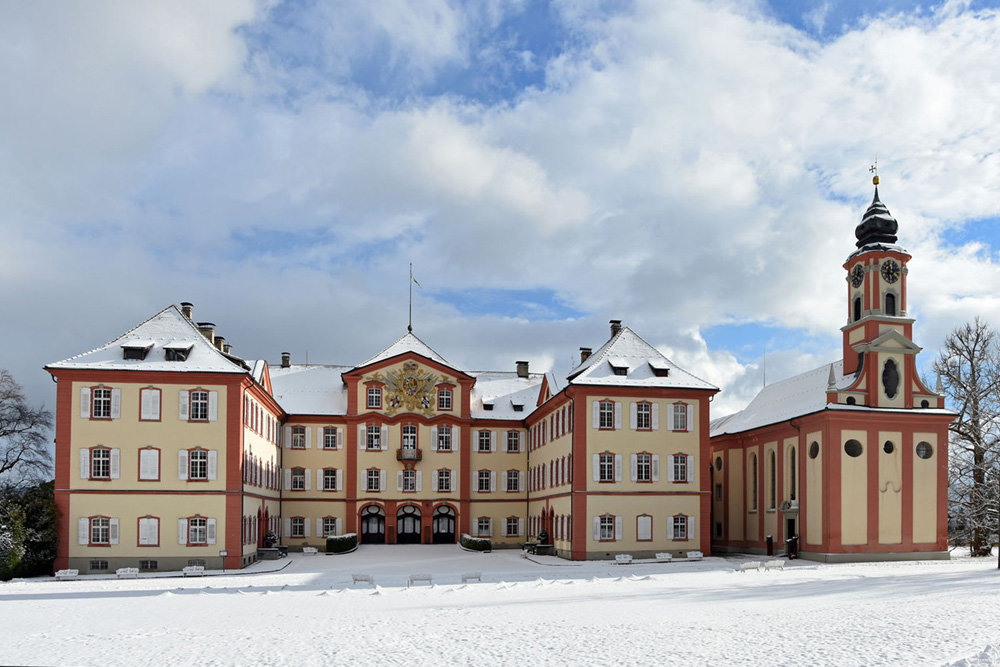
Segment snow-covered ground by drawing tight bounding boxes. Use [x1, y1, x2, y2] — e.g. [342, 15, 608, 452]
[2, 547, 999, 666]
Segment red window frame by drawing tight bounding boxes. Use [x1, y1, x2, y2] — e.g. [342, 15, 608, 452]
[137, 446, 161, 482]
[137, 515, 161, 547]
[89, 515, 112, 546]
[598, 400, 615, 430]
[91, 386, 113, 420]
[636, 514, 653, 542]
[635, 401, 652, 431]
[437, 385, 454, 411]
[138, 387, 162, 422]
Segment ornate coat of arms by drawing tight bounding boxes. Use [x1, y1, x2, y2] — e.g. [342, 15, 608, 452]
[371, 362, 442, 416]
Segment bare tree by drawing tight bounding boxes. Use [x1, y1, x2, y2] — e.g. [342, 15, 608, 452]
[934, 318, 1000, 556]
[0, 370, 52, 489]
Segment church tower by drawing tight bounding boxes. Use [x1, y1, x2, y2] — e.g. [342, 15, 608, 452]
[837, 176, 941, 409]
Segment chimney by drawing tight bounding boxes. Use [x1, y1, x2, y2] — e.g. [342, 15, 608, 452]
[224, 343, 232, 355]
[281, 352, 291, 368]
[610, 319, 622, 337]
[180, 302, 194, 320]
[214, 335, 225, 352]
[580, 347, 592, 363]
[516, 360, 529, 378]
[197, 322, 215, 345]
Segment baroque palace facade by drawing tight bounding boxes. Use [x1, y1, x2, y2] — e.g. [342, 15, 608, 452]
[46, 182, 953, 573]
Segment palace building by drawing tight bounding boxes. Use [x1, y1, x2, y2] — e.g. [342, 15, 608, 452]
[709, 180, 954, 561]
[45, 180, 952, 573]
[47, 309, 718, 573]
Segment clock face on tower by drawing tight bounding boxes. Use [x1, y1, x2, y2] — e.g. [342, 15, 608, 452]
[880, 260, 901, 284]
[850, 264, 864, 288]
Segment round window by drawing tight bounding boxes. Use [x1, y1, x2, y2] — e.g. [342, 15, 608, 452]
[916, 442, 934, 459]
[715, 457, 722, 471]
[809, 441, 820, 459]
[846, 396, 856, 405]
[883, 441, 894, 454]
[844, 439, 863, 458]
[921, 400, 930, 408]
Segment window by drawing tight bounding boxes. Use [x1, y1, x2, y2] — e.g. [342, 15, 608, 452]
[402, 470, 416, 492]
[189, 449, 209, 480]
[323, 468, 338, 491]
[506, 431, 520, 453]
[290, 517, 305, 538]
[637, 515, 652, 541]
[402, 425, 417, 450]
[367, 468, 381, 492]
[323, 517, 338, 537]
[769, 451, 776, 509]
[367, 386, 382, 409]
[672, 515, 688, 540]
[139, 447, 159, 481]
[291, 467, 305, 490]
[599, 515, 615, 541]
[437, 426, 452, 452]
[89, 560, 109, 571]
[91, 517, 111, 545]
[636, 453, 651, 482]
[91, 447, 112, 479]
[789, 447, 797, 501]
[323, 427, 338, 450]
[437, 469, 452, 492]
[636, 402, 651, 430]
[672, 455, 687, 483]
[139, 560, 158, 571]
[844, 439, 864, 458]
[138, 516, 159, 546]
[885, 292, 897, 316]
[599, 453, 614, 483]
[715, 483, 723, 501]
[366, 425, 381, 450]
[883, 359, 900, 399]
[505, 517, 520, 537]
[478, 470, 492, 493]
[477, 517, 492, 537]
[750, 454, 758, 511]
[506, 470, 520, 492]
[672, 403, 688, 431]
[916, 441, 934, 460]
[478, 430, 492, 453]
[854, 296, 862, 322]
[189, 517, 208, 544]
[139, 387, 161, 421]
[92, 387, 112, 419]
[599, 401, 615, 429]
[190, 390, 209, 421]
[291, 426, 306, 449]
[438, 388, 452, 411]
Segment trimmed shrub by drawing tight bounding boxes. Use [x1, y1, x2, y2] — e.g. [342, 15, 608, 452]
[460, 533, 492, 552]
[326, 533, 358, 554]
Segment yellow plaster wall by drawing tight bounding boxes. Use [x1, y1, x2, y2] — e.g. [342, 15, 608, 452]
[912, 432, 939, 543]
[805, 431, 823, 545]
[878, 430, 903, 545]
[840, 429, 868, 545]
[585, 495, 700, 552]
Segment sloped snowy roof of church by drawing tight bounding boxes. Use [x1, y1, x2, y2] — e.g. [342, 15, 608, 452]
[710, 360, 846, 436]
[269, 364, 351, 415]
[359, 331, 456, 370]
[566, 326, 717, 391]
[469, 371, 544, 419]
[46, 305, 247, 374]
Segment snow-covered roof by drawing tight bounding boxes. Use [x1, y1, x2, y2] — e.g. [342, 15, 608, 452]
[469, 371, 543, 420]
[269, 365, 351, 416]
[846, 241, 909, 262]
[566, 327, 717, 391]
[359, 332, 457, 370]
[46, 306, 248, 374]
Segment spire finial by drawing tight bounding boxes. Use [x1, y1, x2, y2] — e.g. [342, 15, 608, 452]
[869, 156, 879, 185]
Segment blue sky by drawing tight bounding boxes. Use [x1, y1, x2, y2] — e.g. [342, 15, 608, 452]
[2, 0, 1000, 416]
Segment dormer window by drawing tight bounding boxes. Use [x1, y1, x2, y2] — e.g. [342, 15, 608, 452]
[608, 358, 628, 376]
[483, 403, 494, 411]
[512, 404, 524, 412]
[122, 342, 153, 360]
[164, 343, 194, 362]
[648, 360, 670, 377]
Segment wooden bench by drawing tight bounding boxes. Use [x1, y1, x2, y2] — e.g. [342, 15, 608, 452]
[655, 552, 673, 563]
[764, 560, 785, 571]
[739, 561, 762, 573]
[182, 565, 205, 577]
[55, 569, 79, 580]
[302, 547, 318, 556]
[614, 554, 633, 565]
[351, 573, 373, 586]
[116, 567, 139, 579]
[407, 573, 433, 588]
[686, 551, 704, 561]
[461, 572, 482, 584]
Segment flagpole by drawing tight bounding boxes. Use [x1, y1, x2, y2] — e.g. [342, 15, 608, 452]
[408, 263, 413, 332]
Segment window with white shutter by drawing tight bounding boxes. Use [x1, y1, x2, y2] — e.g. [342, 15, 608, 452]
[636, 515, 652, 541]
[139, 448, 160, 481]
[139, 517, 160, 546]
[140, 388, 161, 421]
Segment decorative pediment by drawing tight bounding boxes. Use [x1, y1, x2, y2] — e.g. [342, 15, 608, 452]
[852, 329, 923, 355]
[370, 362, 443, 417]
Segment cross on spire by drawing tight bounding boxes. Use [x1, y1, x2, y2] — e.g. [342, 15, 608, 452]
[869, 156, 879, 185]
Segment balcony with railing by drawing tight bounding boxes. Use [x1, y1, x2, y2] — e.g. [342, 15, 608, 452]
[396, 447, 422, 462]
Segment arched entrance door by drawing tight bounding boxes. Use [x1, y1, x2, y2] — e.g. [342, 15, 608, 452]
[432, 505, 456, 544]
[360, 505, 386, 544]
[396, 505, 422, 544]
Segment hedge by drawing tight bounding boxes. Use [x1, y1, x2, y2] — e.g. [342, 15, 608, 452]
[326, 533, 359, 554]
[460, 533, 492, 552]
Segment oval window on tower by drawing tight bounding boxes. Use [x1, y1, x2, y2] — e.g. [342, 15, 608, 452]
[844, 439, 863, 458]
[883, 359, 900, 399]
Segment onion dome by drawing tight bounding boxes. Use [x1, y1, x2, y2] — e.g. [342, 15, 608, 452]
[855, 176, 898, 248]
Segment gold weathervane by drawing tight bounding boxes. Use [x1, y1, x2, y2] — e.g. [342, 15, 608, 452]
[869, 157, 879, 185]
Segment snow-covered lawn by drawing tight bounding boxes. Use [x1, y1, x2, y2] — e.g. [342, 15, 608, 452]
[2, 546, 999, 666]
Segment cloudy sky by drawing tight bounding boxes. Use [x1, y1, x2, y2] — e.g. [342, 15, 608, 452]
[3, 0, 1000, 419]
